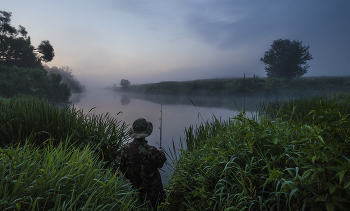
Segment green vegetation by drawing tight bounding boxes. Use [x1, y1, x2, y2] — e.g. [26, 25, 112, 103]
[0, 96, 128, 168]
[0, 11, 54, 69]
[44, 65, 85, 93]
[259, 92, 350, 123]
[165, 92, 350, 210]
[1, 92, 350, 210]
[0, 142, 140, 210]
[116, 76, 350, 97]
[0, 11, 83, 103]
[120, 79, 131, 90]
[0, 96, 174, 210]
[260, 39, 312, 79]
[0, 65, 71, 103]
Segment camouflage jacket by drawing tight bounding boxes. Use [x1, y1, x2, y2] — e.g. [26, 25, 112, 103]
[119, 138, 166, 190]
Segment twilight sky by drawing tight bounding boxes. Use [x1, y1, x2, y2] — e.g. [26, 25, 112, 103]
[2, 0, 350, 87]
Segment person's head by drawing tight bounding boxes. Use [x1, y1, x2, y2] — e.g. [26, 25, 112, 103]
[128, 118, 153, 139]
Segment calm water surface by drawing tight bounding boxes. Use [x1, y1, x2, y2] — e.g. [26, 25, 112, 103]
[71, 88, 261, 182]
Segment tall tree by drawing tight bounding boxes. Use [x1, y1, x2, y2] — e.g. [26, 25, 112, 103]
[120, 79, 130, 89]
[260, 39, 313, 79]
[0, 11, 54, 68]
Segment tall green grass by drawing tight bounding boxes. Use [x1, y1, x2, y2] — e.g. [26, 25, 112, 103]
[166, 93, 350, 210]
[0, 96, 128, 168]
[2, 93, 350, 210]
[0, 140, 142, 210]
[259, 92, 350, 123]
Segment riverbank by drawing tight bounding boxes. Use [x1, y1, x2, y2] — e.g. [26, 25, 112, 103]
[1, 93, 350, 210]
[113, 76, 350, 97]
[165, 92, 350, 210]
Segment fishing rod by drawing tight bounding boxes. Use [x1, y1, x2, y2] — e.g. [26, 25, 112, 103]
[159, 104, 163, 149]
[244, 72, 246, 111]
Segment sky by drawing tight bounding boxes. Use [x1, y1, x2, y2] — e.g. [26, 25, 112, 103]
[2, 0, 350, 87]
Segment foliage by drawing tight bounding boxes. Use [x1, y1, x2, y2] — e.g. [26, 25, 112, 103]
[259, 92, 350, 123]
[116, 76, 350, 97]
[44, 65, 85, 93]
[260, 39, 313, 79]
[120, 79, 131, 89]
[37, 40, 54, 63]
[166, 95, 350, 210]
[0, 96, 129, 169]
[0, 141, 142, 210]
[0, 11, 54, 69]
[0, 11, 70, 103]
[0, 65, 71, 103]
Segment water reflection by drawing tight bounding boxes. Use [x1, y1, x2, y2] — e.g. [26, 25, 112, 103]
[126, 92, 269, 111]
[120, 95, 131, 106]
[71, 88, 265, 183]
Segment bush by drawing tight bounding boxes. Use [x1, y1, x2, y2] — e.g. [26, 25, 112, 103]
[259, 92, 350, 123]
[0, 96, 128, 168]
[44, 65, 85, 93]
[0, 141, 140, 210]
[166, 96, 350, 210]
[0, 65, 71, 103]
[119, 76, 350, 97]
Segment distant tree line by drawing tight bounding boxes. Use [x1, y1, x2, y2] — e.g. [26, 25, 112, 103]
[119, 76, 350, 97]
[44, 65, 85, 93]
[0, 11, 84, 103]
[0, 65, 70, 103]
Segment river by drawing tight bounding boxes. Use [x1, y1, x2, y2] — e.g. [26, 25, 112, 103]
[70, 88, 266, 183]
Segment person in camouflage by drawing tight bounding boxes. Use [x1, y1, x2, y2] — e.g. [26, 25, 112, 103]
[120, 118, 167, 208]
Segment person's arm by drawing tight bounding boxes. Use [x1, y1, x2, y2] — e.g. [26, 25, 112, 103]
[152, 148, 167, 169]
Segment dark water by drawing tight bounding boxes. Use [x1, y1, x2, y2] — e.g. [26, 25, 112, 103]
[71, 89, 263, 183]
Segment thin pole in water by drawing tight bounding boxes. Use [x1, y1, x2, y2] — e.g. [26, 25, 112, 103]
[159, 104, 163, 149]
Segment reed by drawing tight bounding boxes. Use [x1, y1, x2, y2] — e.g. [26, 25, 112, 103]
[0, 140, 143, 210]
[0, 96, 129, 168]
[166, 93, 350, 210]
[258, 92, 350, 123]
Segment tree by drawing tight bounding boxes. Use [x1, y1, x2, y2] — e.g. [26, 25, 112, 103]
[260, 39, 313, 79]
[38, 40, 55, 62]
[0, 65, 71, 103]
[120, 79, 130, 89]
[0, 11, 54, 68]
[44, 65, 85, 93]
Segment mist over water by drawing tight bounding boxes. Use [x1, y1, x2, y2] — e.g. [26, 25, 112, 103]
[70, 88, 264, 182]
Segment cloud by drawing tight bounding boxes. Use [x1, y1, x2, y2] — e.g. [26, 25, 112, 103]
[186, 1, 349, 47]
[4, 0, 350, 89]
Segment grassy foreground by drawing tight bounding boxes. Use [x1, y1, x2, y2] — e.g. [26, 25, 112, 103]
[0, 96, 128, 169]
[165, 93, 350, 210]
[1, 93, 350, 210]
[0, 97, 159, 210]
[1, 141, 139, 210]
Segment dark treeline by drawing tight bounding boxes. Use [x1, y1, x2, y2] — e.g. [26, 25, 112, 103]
[44, 65, 85, 93]
[0, 65, 71, 103]
[0, 11, 54, 69]
[0, 11, 84, 103]
[115, 76, 350, 97]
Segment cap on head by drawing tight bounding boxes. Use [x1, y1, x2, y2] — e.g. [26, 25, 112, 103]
[128, 118, 153, 139]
